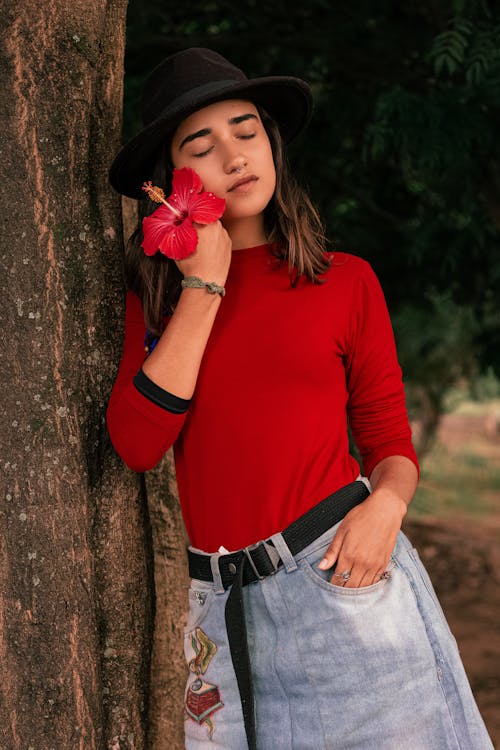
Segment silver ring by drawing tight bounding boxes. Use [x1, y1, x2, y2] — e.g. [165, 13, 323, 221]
[378, 561, 396, 580]
[332, 569, 351, 581]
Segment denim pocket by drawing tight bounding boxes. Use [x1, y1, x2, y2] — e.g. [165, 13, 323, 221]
[299, 540, 395, 597]
[183, 579, 216, 634]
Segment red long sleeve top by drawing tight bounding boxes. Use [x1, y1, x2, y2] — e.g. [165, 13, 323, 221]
[106, 245, 419, 552]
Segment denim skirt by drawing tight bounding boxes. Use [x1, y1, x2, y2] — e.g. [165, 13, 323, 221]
[182, 521, 494, 749]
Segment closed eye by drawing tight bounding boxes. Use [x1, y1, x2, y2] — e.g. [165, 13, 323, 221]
[193, 133, 256, 158]
[193, 146, 214, 158]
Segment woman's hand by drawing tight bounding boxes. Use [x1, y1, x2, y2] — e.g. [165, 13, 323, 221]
[318, 455, 418, 588]
[317, 490, 407, 588]
[175, 220, 232, 287]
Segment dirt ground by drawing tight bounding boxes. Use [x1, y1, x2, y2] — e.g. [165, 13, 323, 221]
[403, 412, 500, 747]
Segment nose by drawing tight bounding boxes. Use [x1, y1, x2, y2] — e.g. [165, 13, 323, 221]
[223, 145, 247, 175]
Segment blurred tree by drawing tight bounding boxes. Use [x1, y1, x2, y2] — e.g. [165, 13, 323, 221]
[393, 293, 479, 454]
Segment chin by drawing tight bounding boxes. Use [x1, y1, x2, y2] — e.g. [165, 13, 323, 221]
[227, 209, 265, 222]
[225, 195, 274, 222]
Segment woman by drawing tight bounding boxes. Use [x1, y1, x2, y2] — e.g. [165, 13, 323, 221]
[107, 48, 493, 749]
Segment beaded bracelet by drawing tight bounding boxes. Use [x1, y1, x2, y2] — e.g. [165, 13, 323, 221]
[181, 275, 226, 297]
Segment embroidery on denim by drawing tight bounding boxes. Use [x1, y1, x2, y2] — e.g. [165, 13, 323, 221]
[184, 626, 224, 740]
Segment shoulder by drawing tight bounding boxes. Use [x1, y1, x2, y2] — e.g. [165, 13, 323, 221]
[318, 252, 389, 320]
[322, 251, 377, 287]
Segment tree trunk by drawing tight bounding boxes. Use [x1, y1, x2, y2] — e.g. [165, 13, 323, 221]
[412, 385, 442, 458]
[0, 2, 157, 748]
[146, 456, 190, 750]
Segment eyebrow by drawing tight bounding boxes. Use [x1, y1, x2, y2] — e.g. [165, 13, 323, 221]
[177, 113, 258, 151]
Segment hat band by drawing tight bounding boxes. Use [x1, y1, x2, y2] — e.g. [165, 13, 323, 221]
[150, 78, 247, 124]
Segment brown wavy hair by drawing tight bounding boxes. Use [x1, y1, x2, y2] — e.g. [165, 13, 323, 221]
[124, 106, 332, 338]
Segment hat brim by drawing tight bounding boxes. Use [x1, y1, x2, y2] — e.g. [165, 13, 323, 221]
[109, 76, 313, 199]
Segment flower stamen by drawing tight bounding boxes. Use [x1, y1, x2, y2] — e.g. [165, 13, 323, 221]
[142, 181, 183, 219]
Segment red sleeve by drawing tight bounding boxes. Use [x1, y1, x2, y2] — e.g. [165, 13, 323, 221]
[106, 290, 188, 472]
[345, 261, 419, 478]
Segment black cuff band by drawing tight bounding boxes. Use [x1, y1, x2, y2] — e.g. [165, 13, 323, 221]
[133, 368, 191, 414]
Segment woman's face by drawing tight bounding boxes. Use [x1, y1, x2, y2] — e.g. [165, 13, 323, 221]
[170, 99, 276, 224]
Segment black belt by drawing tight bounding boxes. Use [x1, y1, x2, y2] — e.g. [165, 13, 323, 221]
[187, 480, 370, 750]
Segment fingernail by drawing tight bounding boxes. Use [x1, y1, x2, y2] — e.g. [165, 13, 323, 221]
[317, 558, 330, 570]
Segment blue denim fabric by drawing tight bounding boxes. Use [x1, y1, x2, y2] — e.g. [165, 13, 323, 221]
[183, 519, 494, 749]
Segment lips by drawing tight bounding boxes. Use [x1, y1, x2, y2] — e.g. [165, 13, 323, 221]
[227, 175, 258, 192]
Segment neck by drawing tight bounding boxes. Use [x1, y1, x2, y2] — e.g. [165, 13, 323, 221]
[222, 214, 267, 251]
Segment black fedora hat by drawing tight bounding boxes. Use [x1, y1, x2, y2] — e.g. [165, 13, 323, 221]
[109, 47, 313, 199]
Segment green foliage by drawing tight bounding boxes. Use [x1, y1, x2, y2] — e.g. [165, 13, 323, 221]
[393, 292, 478, 399]
[469, 366, 500, 400]
[429, 20, 474, 77]
[429, 17, 500, 85]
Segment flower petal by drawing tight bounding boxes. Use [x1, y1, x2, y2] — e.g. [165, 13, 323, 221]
[141, 168, 225, 259]
[170, 167, 203, 213]
[141, 205, 177, 256]
[189, 191, 226, 224]
[157, 218, 198, 260]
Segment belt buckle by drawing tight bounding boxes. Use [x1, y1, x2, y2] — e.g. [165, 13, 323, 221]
[242, 541, 280, 580]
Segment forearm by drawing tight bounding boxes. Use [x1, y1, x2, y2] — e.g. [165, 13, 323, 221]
[141, 287, 223, 399]
[368, 455, 419, 519]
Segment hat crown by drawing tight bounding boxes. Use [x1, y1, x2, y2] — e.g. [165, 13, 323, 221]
[142, 48, 248, 126]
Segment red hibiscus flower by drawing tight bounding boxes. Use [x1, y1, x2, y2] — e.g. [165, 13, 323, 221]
[141, 167, 226, 260]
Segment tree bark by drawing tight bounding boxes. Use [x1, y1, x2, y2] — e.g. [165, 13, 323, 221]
[0, 2, 156, 748]
[411, 385, 442, 458]
[146, 455, 190, 750]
